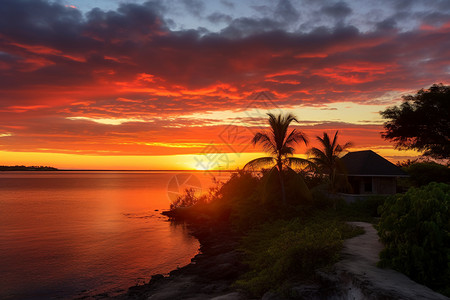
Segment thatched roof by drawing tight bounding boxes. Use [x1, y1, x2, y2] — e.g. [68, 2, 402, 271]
[340, 150, 408, 177]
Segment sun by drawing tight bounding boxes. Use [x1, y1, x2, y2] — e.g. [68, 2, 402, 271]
[194, 164, 209, 171]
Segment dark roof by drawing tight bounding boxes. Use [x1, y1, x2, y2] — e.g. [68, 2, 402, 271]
[340, 150, 408, 176]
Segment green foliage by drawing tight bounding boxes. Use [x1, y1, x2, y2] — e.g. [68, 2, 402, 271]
[310, 184, 336, 210]
[166, 171, 261, 223]
[337, 195, 387, 223]
[243, 113, 310, 205]
[307, 131, 352, 193]
[377, 183, 450, 295]
[170, 187, 205, 210]
[403, 162, 450, 187]
[231, 169, 313, 232]
[260, 168, 312, 207]
[235, 214, 363, 297]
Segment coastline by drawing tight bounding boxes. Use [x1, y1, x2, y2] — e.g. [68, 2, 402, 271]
[114, 219, 450, 300]
[115, 217, 248, 300]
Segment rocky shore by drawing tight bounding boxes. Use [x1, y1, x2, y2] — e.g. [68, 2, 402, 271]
[115, 221, 249, 300]
[112, 219, 449, 300]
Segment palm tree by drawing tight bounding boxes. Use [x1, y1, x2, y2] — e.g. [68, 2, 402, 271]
[308, 131, 352, 192]
[244, 113, 309, 204]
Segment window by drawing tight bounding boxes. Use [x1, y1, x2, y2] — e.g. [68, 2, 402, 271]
[364, 177, 372, 193]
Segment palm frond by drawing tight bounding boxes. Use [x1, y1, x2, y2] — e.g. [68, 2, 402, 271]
[243, 157, 276, 170]
[285, 129, 309, 147]
[268, 113, 299, 153]
[331, 130, 339, 153]
[307, 147, 328, 162]
[284, 157, 314, 169]
[280, 145, 295, 157]
[252, 132, 277, 154]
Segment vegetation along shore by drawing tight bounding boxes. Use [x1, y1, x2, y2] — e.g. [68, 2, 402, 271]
[115, 104, 449, 299]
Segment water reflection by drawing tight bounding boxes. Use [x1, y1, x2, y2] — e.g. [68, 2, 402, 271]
[0, 171, 229, 299]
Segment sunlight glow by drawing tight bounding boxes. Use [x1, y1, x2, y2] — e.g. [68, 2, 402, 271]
[119, 142, 212, 148]
[67, 116, 147, 125]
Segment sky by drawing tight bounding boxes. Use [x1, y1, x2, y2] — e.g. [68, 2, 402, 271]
[0, 0, 449, 169]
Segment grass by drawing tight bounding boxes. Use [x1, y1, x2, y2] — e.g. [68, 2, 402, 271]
[334, 195, 387, 224]
[234, 210, 365, 297]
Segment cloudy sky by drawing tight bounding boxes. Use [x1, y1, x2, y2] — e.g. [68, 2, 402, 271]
[0, 0, 449, 169]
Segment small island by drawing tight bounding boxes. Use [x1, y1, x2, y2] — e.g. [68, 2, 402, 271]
[0, 165, 58, 171]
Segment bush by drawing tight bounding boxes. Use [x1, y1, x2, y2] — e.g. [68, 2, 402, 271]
[403, 162, 450, 187]
[337, 195, 387, 222]
[170, 187, 204, 210]
[230, 169, 313, 232]
[235, 215, 362, 297]
[310, 184, 335, 210]
[377, 182, 450, 295]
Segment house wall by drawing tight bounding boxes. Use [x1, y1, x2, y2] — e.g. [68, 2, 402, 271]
[347, 176, 397, 195]
[373, 177, 396, 194]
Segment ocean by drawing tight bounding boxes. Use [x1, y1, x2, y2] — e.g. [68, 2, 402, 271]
[0, 171, 230, 299]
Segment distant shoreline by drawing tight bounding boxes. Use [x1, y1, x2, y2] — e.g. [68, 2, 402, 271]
[0, 168, 239, 172]
[0, 166, 58, 171]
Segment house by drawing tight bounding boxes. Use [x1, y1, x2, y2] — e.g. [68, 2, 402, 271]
[340, 150, 408, 196]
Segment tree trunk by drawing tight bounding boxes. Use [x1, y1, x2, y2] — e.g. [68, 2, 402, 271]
[277, 159, 286, 205]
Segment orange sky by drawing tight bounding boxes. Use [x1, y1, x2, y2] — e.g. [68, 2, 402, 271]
[0, 0, 448, 169]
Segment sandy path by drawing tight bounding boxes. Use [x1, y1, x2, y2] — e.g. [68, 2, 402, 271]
[332, 222, 449, 300]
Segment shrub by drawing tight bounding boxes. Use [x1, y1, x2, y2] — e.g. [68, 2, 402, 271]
[235, 215, 362, 297]
[170, 187, 204, 210]
[377, 182, 450, 295]
[403, 162, 450, 187]
[309, 185, 333, 210]
[230, 169, 313, 232]
[166, 171, 260, 223]
[338, 195, 387, 222]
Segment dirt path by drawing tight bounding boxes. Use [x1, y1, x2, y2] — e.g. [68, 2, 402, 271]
[332, 222, 449, 300]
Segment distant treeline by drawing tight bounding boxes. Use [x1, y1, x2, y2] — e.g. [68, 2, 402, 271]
[0, 165, 58, 171]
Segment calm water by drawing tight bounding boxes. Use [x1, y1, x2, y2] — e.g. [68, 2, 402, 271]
[0, 171, 229, 299]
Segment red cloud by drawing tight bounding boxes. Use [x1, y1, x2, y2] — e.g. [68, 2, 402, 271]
[0, 0, 448, 163]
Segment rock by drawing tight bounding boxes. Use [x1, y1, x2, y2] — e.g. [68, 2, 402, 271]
[290, 283, 322, 299]
[211, 292, 246, 300]
[262, 291, 288, 300]
[149, 274, 165, 284]
[203, 263, 240, 280]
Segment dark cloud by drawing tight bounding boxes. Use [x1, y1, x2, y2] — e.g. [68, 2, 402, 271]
[275, 0, 300, 23]
[421, 11, 450, 27]
[390, 0, 415, 10]
[320, 1, 352, 19]
[376, 18, 397, 31]
[219, 17, 284, 38]
[250, 5, 272, 17]
[181, 0, 205, 17]
[437, 0, 450, 10]
[220, 0, 235, 9]
[0, 0, 449, 157]
[207, 12, 232, 24]
[0, 0, 84, 50]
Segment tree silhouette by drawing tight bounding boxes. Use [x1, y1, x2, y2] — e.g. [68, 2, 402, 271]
[244, 113, 309, 204]
[381, 83, 450, 159]
[308, 131, 352, 192]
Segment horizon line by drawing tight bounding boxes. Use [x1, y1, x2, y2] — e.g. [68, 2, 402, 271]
[2, 168, 240, 172]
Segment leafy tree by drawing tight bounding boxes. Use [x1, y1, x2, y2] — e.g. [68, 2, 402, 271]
[403, 162, 450, 187]
[380, 83, 450, 159]
[308, 131, 352, 192]
[244, 113, 309, 204]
